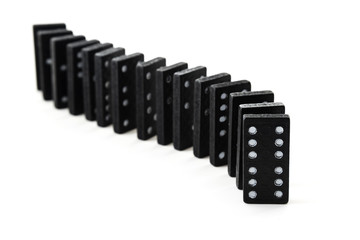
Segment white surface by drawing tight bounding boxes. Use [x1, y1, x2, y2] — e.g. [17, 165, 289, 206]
[1, 0, 360, 239]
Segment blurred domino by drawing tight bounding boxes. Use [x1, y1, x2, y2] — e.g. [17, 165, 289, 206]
[94, 47, 125, 127]
[51, 35, 85, 108]
[33, 23, 66, 90]
[82, 43, 113, 121]
[37, 29, 72, 100]
[67, 39, 100, 115]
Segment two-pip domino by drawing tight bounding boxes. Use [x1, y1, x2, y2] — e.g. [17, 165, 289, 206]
[33, 23, 291, 204]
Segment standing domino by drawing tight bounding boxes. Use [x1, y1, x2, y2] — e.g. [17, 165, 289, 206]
[242, 114, 290, 204]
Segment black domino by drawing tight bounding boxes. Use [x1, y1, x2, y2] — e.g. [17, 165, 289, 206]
[236, 102, 285, 189]
[67, 39, 100, 115]
[94, 47, 125, 127]
[82, 43, 113, 121]
[51, 35, 85, 108]
[135, 58, 166, 140]
[193, 73, 231, 158]
[209, 80, 251, 166]
[242, 114, 290, 204]
[173, 66, 207, 150]
[33, 23, 66, 90]
[37, 29, 72, 100]
[155, 62, 188, 145]
[111, 53, 144, 133]
[227, 90, 274, 177]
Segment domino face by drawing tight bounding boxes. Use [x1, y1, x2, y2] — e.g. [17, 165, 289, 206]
[236, 102, 285, 189]
[37, 29, 72, 100]
[51, 35, 85, 109]
[136, 57, 166, 140]
[209, 80, 251, 166]
[111, 53, 144, 133]
[173, 66, 207, 150]
[33, 23, 66, 90]
[82, 43, 113, 121]
[155, 62, 188, 145]
[193, 73, 230, 158]
[242, 114, 290, 204]
[227, 90, 274, 177]
[94, 47, 126, 127]
[67, 39, 100, 115]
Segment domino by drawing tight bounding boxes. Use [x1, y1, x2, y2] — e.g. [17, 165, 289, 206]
[193, 73, 231, 158]
[155, 62, 188, 145]
[173, 66, 207, 150]
[227, 90, 274, 177]
[135, 58, 166, 140]
[111, 53, 144, 133]
[82, 43, 113, 121]
[236, 102, 285, 189]
[209, 80, 251, 166]
[242, 114, 290, 204]
[94, 47, 126, 127]
[37, 29, 72, 100]
[33, 23, 66, 90]
[51, 35, 85, 109]
[67, 39, 100, 115]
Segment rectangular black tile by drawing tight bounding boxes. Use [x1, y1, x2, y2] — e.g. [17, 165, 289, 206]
[155, 62, 188, 145]
[51, 35, 85, 108]
[236, 102, 285, 189]
[227, 90, 274, 177]
[37, 29, 72, 100]
[193, 73, 230, 158]
[33, 23, 66, 90]
[94, 47, 126, 127]
[67, 40, 100, 115]
[111, 53, 144, 133]
[135, 57, 166, 140]
[209, 80, 251, 166]
[242, 114, 290, 204]
[82, 43, 113, 121]
[173, 66, 207, 150]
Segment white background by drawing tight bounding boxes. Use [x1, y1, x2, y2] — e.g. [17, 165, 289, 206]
[1, 0, 359, 239]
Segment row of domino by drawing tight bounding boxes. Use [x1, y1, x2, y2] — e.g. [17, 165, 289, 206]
[33, 23, 290, 204]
